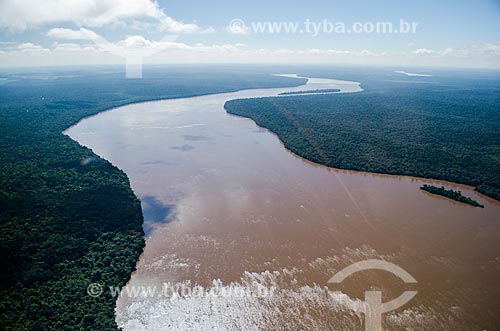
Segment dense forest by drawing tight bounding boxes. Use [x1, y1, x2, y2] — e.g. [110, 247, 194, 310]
[420, 184, 484, 207]
[225, 69, 500, 201]
[0, 66, 303, 330]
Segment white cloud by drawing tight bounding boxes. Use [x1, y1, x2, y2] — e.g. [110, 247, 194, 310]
[485, 43, 500, 53]
[158, 16, 199, 34]
[117, 35, 154, 49]
[326, 49, 352, 55]
[438, 47, 455, 56]
[47, 28, 203, 65]
[48, 28, 189, 52]
[47, 28, 101, 42]
[0, 0, 201, 33]
[52, 42, 97, 52]
[200, 27, 217, 34]
[413, 48, 435, 55]
[1, 38, 499, 68]
[469, 43, 500, 57]
[115, 35, 191, 52]
[412, 44, 500, 59]
[17, 42, 48, 52]
[359, 49, 386, 57]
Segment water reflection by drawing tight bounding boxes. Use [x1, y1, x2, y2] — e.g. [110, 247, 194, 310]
[141, 196, 176, 235]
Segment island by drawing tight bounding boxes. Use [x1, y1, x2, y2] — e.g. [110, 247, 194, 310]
[420, 185, 484, 208]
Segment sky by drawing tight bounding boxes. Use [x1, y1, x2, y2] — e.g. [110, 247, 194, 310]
[0, 0, 499, 68]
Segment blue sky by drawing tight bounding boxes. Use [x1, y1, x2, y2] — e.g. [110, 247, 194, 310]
[170, 0, 500, 48]
[0, 0, 499, 67]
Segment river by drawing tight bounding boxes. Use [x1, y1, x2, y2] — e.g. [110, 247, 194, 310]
[65, 75, 500, 330]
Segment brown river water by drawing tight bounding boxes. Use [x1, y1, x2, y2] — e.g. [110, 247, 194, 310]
[66, 75, 500, 330]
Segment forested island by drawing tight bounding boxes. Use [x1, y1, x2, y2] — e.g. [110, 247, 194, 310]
[0, 67, 304, 330]
[420, 184, 484, 207]
[225, 70, 500, 202]
[278, 89, 340, 95]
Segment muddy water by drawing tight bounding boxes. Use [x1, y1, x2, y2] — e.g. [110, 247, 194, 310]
[66, 75, 500, 330]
